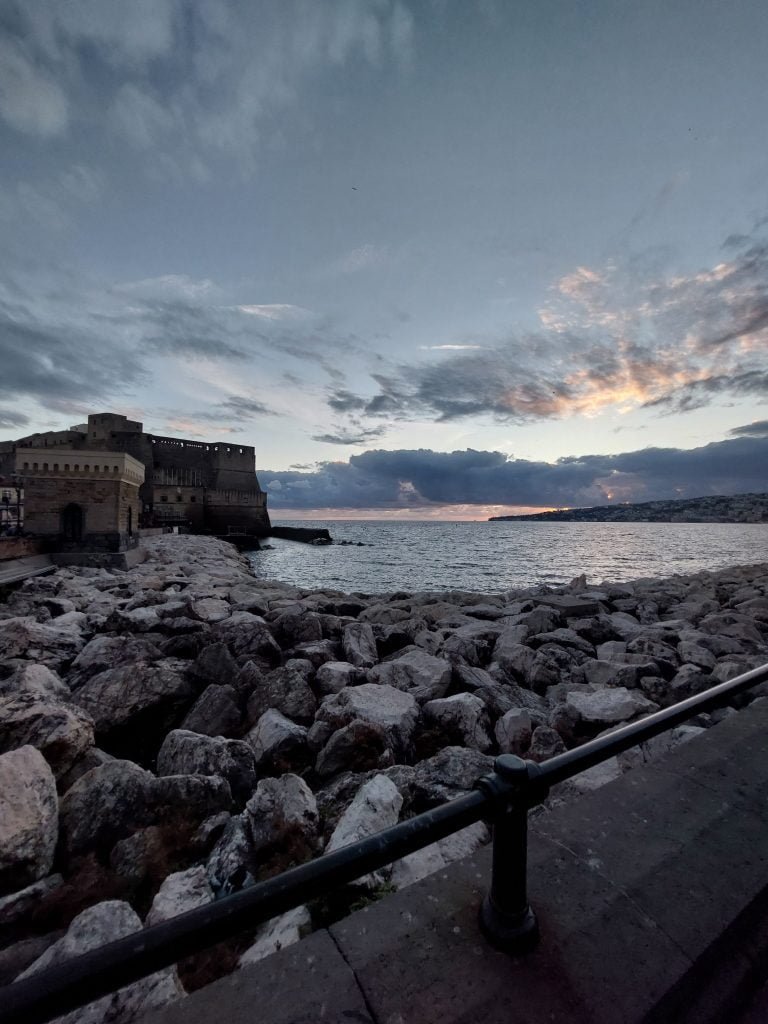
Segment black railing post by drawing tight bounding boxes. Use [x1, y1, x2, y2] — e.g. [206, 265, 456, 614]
[476, 754, 544, 955]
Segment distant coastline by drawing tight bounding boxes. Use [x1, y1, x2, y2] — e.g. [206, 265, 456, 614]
[489, 492, 768, 524]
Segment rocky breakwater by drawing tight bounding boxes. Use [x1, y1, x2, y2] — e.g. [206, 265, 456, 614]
[1, 536, 768, 1022]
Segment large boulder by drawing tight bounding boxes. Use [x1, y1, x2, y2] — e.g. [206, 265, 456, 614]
[205, 815, 253, 895]
[156, 731, 257, 803]
[342, 622, 378, 668]
[315, 662, 361, 695]
[411, 747, 493, 808]
[0, 664, 70, 702]
[72, 660, 195, 756]
[245, 775, 319, 864]
[145, 866, 213, 926]
[0, 618, 85, 673]
[19, 900, 182, 1024]
[189, 643, 240, 688]
[243, 660, 316, 725]
[315, 720, 390, 778]
[315, 684, 419, 759]
[495, 708, 533, 756]
[212, 612, 281, 667]
[422, 693, 492, 752]
[565, 687, 658, 726]
[245, 710, 309, 772]
[0, 694, 94, 778]
[0, 746, 58, 894]
[368, 649, 452, 703]
[326, 775, 402, 886]
[179, 685, 242, 738]
[58, 760, 157, 860]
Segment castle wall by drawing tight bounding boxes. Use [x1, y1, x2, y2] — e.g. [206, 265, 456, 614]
[18, 450, 143, 552]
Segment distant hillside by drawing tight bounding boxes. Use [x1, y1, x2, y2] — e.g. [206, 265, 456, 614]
[489, 492, 768, 523]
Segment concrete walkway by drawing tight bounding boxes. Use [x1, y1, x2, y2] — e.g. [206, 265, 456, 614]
[139, 698, 768, 1024]
[0, 555, 54, 586]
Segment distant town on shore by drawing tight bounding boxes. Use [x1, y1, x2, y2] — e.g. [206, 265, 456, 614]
[489, 492, 768, 524]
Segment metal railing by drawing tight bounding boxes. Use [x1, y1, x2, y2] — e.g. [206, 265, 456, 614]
[2, 661, 768, 1024]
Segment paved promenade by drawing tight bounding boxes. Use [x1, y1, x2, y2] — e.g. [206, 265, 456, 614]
[140, 697, 768, 1024]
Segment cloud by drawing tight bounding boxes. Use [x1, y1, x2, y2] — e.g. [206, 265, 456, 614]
[729, 419, 768, 438]
[1, 1, 414, 174]
[311, 424, 388, 445]
[262, 435, 768, 510]
[0, 35, 68, 137]
[325, 243, 388, 276]
[325, 224, 768, 428]
[0, 409, 30, 429]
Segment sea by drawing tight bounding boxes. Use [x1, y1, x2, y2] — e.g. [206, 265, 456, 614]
[248, 520, 765, 595]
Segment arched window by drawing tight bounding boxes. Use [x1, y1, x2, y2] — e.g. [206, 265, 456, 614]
[62, 503, 84, 542]
[33, 463, 38, 471]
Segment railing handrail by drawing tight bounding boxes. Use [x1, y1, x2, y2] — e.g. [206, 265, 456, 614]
[1, 660, 767, 1024]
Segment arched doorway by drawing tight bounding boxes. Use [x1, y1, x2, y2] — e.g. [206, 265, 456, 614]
[62, 503, 84, 542]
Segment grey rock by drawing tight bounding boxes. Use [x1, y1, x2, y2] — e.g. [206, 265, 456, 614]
[245, 709, 308, 770]
[0, 694, 94, 778]
[72, 660, 194, 736]
[368, 649, 452, 703]
[527, 725, 567, 762]
[315, 683, 419, 758]
[189, 643, 239, 688]
[422, 693, 492, 752]
[342, 621, 379, 668]
[212, 611, 281, 666]
[0, 618, 85, 673]
[19, 900, 182, 1024]
[315, 661, 361, 695]
[494, 708, 533, 756]
[156, 730, 257, 803]
[205, 815, 253, 895]
[411, 746, 494, 807]
[677, 640, 717, 671]
[0, 664, 69, 702]
[245, 774, 319, 858]
[180, 684, 241, 738]
[0, 747, 58, 895]
[315, 720, 389, 777]
[244, 660, 316, 725]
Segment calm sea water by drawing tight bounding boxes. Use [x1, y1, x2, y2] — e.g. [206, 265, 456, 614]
[247, 520, 766, 594]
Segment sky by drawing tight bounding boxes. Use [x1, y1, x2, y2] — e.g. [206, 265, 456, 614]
[1, 0, 767, 518]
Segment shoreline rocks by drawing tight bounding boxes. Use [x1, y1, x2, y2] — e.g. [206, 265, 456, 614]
[1, 534, 767, 1021]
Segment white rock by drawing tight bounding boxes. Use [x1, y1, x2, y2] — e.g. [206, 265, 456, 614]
[189, 598, 231, 624]
[0, 746, 58, 894]
[20, 900, 183, 1024]
[327, 775, 403, 887]
[146, 867, 213, 926]
[494, 708, 533, 756]
[423, 693, 492, 752]
[566, 687, 658, 724]
[316, 683, 419, 757]
[0, 664, 70, 701]
[368, 649, 452, 703]
[238, 906, 311, 967]
[389, 822, 489, 889]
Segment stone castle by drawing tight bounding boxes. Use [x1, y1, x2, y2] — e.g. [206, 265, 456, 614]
[0, 412, 271, 538]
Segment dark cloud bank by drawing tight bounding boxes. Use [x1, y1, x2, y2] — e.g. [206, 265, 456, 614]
[263, 431, 768, 511]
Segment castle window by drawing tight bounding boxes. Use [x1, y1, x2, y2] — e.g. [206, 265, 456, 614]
[114, 466, 119, 473]
[176, 495, 183, 502]
[74, 465, 79, 472]
[53, 463, 58, 470]
[161, 495, 168, 502]
[33, 463, 38, 471]
[43, 463, 48, 471]
[190, 495, 196, 502]
[23, 462, 29, 470]
[64, 464, 69, 471]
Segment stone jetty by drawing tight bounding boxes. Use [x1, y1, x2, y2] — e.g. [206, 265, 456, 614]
[1, 535, 767, 1021]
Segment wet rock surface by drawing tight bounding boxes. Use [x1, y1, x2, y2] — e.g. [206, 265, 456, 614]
[0, 534, 766, 1009]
